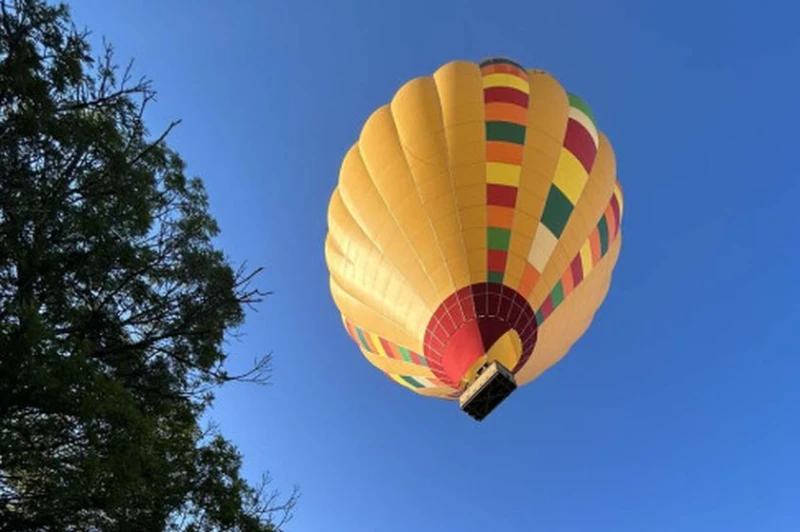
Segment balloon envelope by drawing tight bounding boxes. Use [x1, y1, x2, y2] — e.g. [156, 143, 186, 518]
[325, 57, 624, 408]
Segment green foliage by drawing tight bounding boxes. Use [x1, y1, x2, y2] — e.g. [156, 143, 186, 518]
[0, 1, 297, 530]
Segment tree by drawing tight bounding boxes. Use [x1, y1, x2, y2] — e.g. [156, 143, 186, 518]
[0, 1, 298, 530]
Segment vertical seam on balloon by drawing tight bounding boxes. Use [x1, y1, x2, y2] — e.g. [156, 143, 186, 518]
[432, 68, 472, 332]
[352, 109, 440, 316]
[510, 71, 553, 332]
[511, 71, 555, 307]
[386, 83, 462, 331]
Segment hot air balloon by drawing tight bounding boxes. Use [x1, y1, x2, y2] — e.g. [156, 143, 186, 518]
[325, 57, 624, 421]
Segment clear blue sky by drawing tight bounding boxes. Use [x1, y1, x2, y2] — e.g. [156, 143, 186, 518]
[68, 1, 800, 530]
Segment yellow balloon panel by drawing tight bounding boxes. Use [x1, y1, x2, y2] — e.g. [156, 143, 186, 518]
[504, 71, 569, 293]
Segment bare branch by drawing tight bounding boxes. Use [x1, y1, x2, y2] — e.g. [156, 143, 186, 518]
[129, 119, 181, 165]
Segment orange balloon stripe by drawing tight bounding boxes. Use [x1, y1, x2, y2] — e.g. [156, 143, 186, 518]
[518, 263, 541, 299]
[561, 264, 576, 296]
[486, 141, 524, 165]
[344, 319, 358, 341]
[487, 205, 515, 228]
[484, 102, 528, 125]
[589, 230, 602, 263]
